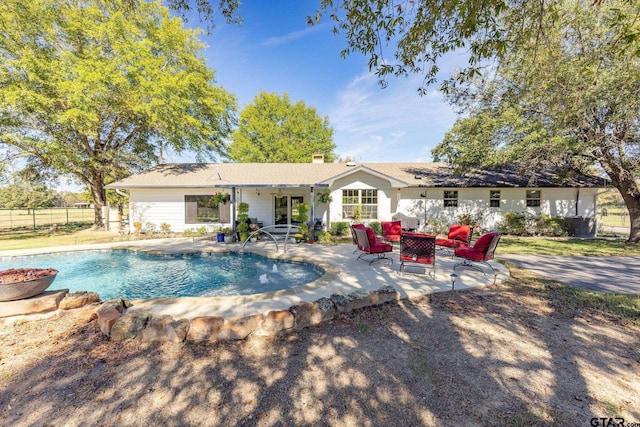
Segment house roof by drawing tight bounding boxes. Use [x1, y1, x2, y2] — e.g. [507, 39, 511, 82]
[106, 162, 607, 189]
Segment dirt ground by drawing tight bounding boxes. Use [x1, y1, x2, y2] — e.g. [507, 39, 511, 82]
[1, 266, 639, 427]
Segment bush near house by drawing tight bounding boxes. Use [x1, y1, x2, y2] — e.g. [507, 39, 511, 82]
[498, 212, 570, 236]
[330, 222, 350, 236]
[368, 221, 382, 236]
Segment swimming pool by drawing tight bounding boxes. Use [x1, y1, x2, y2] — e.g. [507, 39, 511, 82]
[0, 250, 324, 300]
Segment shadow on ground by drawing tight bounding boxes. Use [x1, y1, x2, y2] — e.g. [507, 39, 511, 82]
[1, 266, 639, 426]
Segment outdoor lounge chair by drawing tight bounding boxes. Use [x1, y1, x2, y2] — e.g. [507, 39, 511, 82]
[453, 232, 501, 275]
[436, 224, 474, 252]
[399, 232, 436, 277]
[353, 226, 393, 265]
[381, 220, 402, 243]
[350, 223, 366, 253]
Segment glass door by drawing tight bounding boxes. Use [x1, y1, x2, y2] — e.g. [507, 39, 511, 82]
[274, 196, 288, 225]
[274, 196, 305, 225]
[291, 196, 304, 224]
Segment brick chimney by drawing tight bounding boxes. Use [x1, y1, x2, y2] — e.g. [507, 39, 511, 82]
[312, 152, 325, 164]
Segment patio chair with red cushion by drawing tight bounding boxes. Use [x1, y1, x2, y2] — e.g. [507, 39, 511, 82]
[381, 220, 402, 243]
[399, 232, 436, 278]
[350, 223, 366, 253]
[453, 232, 501, 275]
[436, 224, 474, 252]
[353, 226, 393, 265]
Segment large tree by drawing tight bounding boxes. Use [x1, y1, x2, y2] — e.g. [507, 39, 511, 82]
[431, 1, 640, 243]
[228, 92, 336, 163]
[0, 0, 237, 227]
[0, 179, 58, 211]
[310, 1, 640, 91]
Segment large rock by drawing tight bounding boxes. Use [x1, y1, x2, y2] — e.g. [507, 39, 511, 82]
[110, 311, 151, 342]
[348, 290, 373, 310]
[142, 315, 190, 343]
[97, 307, 121, 336]
[0, 289, 68, 318]
[290, 298, 336, 330]
[59, 292, 100, 310]
[255, 310, 294, 336]
[218, 314, 263, 340]
[98, 298, 126, 315]
[370, 285, 399, 305]
[186, 316, 224, 342]
[330, 292, 355, 314]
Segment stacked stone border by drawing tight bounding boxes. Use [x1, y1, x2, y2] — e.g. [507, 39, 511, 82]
[96, 285, 400, 343]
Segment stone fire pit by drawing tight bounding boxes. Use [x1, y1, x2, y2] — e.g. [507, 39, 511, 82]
[0, 268, 59, 302]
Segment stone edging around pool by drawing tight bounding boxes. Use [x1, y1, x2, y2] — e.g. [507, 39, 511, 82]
[97, 284, 401, 343]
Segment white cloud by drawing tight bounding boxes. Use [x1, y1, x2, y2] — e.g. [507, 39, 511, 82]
[329, 71, 458, 162]
[262, 24, 326, 47]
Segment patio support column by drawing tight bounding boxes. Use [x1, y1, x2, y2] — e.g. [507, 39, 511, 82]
[231, 186, 237, 234]
[310, 186, 315, 227]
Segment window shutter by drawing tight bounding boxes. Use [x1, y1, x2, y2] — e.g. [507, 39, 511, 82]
[219, 202, 230, 223]
[185, 196, 197, 224]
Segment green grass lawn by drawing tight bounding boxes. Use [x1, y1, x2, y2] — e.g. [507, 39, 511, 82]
[0, 225, 118, 251]
[498, 236, 640, 256]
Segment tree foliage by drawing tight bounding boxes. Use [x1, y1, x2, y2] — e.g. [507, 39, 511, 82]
[228, 92, 336, 163]
[0, 179, 58, 210]
[432, 1, 640, 243]
[311, 1, 640, 93]
[0, 0, 237, 227]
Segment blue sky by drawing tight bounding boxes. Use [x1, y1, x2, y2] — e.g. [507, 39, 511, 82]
[174, 0, 463, 164]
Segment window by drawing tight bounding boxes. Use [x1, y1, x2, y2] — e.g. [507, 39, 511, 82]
[443, 190, 458, 207]
[185, 195, 229, 224]
[489, 190, 501, 208]
[526, 190, 541, 207]
[342, 189, 378, 219]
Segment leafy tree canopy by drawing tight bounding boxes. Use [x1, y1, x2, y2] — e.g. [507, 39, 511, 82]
[0, 179, 58, 210]
[432, 0, 640, 243]
[310, 0, 640, 93]
[0, 0, 237, 227]
[228, 92, 336, 163]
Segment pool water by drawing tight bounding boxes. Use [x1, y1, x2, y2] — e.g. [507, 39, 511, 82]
[0, 250, 323, 300]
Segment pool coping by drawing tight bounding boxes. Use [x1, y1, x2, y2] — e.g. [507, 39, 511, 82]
[0, 237, 510, 321]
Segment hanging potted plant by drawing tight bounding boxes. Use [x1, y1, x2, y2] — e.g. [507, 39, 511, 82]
[213, 192, 230, 205]
[318, 191, 332, 204]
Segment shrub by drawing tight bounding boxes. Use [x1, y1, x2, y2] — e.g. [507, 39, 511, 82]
[133, 221, 143, 234]
[196, 226, 208, 235]
[183, 228, 196, 237]
[144, 222, 156, 234]
[534, 214, 569, 236]
[498, 212, 570, 236]
[498, 212, 528, 235]
[369, 221, 382, 235]
[315, 231, 332, 243]
[331, 221, 350, 236]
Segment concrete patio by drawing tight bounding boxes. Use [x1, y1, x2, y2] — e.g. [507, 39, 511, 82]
[0, 237, 509, 320]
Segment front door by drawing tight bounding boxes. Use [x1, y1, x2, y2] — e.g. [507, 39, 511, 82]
[274, 196, 304, 225]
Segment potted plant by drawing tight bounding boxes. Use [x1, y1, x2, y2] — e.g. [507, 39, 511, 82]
[214, 192, 230, 205]
[215, 227, 225, 243]
[296, 202, 311, 243]
[317, 191, 332, 204]
[237, 201, 250, 242]
[222, 227, 235, 243]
